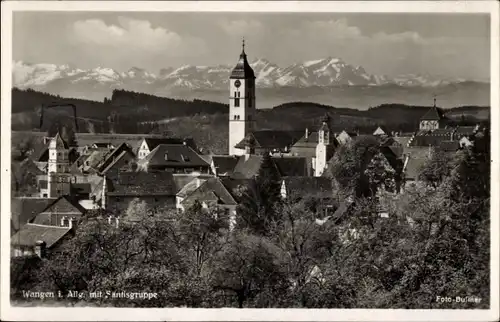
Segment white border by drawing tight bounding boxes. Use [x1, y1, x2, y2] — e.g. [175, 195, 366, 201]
[1, 1, 499, 321]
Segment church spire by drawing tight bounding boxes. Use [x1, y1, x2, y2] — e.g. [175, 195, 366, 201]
[242, 37, 245, 54]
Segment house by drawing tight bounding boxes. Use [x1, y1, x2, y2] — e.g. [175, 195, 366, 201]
[373, 125, 391, 136]
[96, 142, 136, 174]
[11, 197, 56, 235]
[230, 154, 309, 179]
[281, 177, 335, 216]
[137, 144, 211, 174]
[419, 104, 447, 131]
[210, 155, 240, 176]
[402, 155, 428, 189]
[234, 130, 304, 155]
[104, 171, 178, 214]
[176, 177, 253, 230]
[30, 195, 87, 228]
[289, 129, 320, 158]
[136, 137, 198, 160]
[11, 224, 73, 258]
[336, 130, 358, 145]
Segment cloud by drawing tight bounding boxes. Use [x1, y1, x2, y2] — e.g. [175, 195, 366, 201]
[70, 17, 206, 67]
[302, 19, 363, 39]
[219, 19, 264, 37]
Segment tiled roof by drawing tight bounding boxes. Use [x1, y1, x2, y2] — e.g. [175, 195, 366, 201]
[177, 178, 208, 198]
[235, 131, 304, 150]
[140, 144, 209, 168]
[219, 177, 254, 203]
[410, 130, 454, 147]
[273, 156, 308, 177]
[420, 106, 445, 121]
[454, 126, 477, 136]
[144, 138, 196, 151]
[171, 173, 214, 193]
[70, 183, 92, 195]
[107, 171, 177, 196]
[231, 155, 308, 179]
[11, 198, 56, 233]
[11, 223, 72, 248]
[230, 49, 255, 79]
[98, 142, 135, 172]
[438, 140, 460, 152]
[292, 131, 319, 148]
[282, 177, 333, 198]
[181, 177, 237, 206]
[379, 146, 404, 175]
[40, 196, 86, 215]
[231, 155, 264, 179]
[403, 157, 428, 181]
[393, 136, 412, 147]
[212, 155, 240, 175]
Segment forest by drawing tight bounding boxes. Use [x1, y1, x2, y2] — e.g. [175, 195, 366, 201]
[11, 133, 490, 308]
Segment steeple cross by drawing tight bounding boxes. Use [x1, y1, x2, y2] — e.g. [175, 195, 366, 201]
[242, 37, 245, 53]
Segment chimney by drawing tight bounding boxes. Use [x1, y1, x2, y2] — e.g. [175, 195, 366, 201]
[69, 217, 77, 229]
[305, 128, 309, 139]
[34, 240, 47, 258]
[164, 153, 169, 161]
[101, 176, 107, 209]
[196, 177, 201, 188]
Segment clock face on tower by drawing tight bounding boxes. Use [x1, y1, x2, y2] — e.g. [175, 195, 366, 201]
[234, 80, 241, 88]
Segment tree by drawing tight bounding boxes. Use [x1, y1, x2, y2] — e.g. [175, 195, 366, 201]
[210, 232, 289, 308]
[418, 148, 453, 188]
[328, 136, 380, 197]
[236, 152, 283, 236]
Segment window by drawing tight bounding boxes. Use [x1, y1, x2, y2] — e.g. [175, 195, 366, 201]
[43, 193, 48, 198]
[234, 98, 240, 107]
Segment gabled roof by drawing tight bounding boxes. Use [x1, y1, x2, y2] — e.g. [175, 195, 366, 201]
[212, 155, 240, 175]
[273, 156, 308, 177]
[106, 171, 177, 196]
[235, 131, 304, 150]
[52, 133, 69, 149]
[231, 155, 264, 179]
[177, 178, 208, 198]
[11, 198, 56, 233]
[282, 177, 333, 198]
[144, 138, 196, 151]
[403, 156, 427, 181]
[420, 106, 445, 121]
[379, 146, 404, 175]
[292, 131, 319, 148]
[231, 155, 308, 179]
[373, 125, 391, 135]
[181, 177, 237, 207]
[219, 177, 254, 203]
[40, 196, 87, 215]
[454, 126, 477, 136]
[230, 46, 255, 79]
[11, 223, 72, 248]
[171, 173, 214, 193]
[140, 144, 209, 168]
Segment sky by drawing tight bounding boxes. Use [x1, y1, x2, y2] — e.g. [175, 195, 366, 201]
[13, 12, 491, 80]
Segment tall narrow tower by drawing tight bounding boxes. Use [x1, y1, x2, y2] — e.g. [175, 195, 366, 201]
[315, 114, 335, 177]
[47, 132, 71, 198]
[229, 39, 256, 156]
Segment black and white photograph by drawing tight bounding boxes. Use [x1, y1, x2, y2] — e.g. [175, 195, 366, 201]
[1, 1, 498, 321]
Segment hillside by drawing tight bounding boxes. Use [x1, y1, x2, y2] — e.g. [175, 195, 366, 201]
[11, 89, 490, 155]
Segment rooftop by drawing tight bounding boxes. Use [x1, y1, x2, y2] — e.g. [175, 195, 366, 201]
[11, 223, 72, 248]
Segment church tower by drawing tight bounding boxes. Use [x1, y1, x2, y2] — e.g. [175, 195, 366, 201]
[47, 132, 71, 198]
[229, 39, 256, 156]
[315, 114, 335, 177]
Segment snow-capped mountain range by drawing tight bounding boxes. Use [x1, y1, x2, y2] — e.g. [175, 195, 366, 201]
[13, 57, 470, 94]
